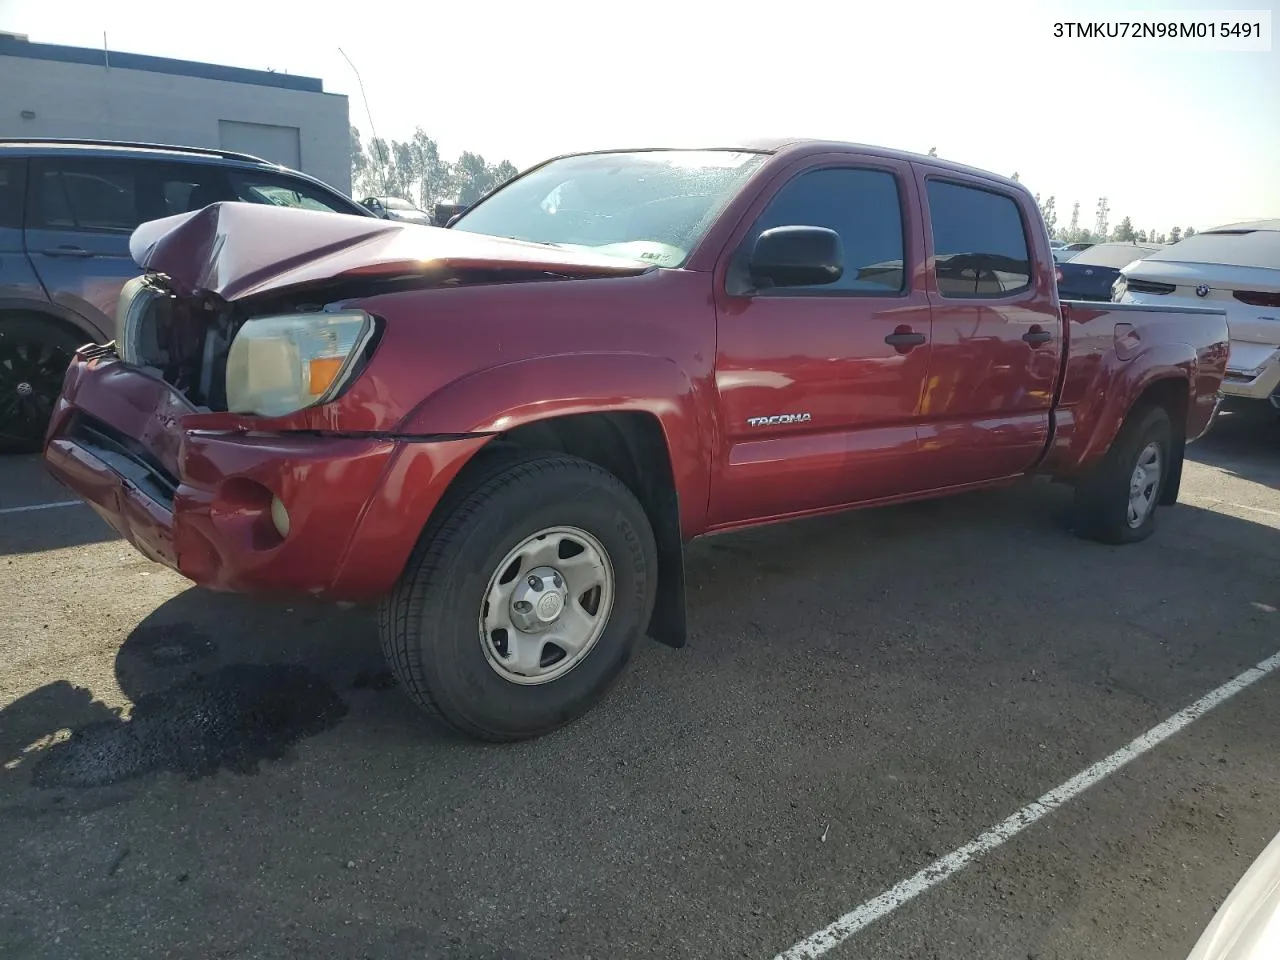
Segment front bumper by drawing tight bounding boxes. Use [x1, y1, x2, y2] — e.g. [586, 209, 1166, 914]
[44, 348, 488, 600]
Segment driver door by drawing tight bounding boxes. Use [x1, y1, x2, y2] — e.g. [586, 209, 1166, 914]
[709, 157, 932, 526]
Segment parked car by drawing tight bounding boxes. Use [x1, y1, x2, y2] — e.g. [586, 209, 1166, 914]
[0, 138, 373, 452]
[44, 139, 1228, 741]
[1056, 241, 1163, 300]
[1186, 828, 1280, 960]
[1115, 219, 1280, 412]
[359, 195, 433, 225]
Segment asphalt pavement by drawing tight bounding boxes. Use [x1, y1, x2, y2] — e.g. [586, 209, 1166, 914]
[2, 404, 1278, 960]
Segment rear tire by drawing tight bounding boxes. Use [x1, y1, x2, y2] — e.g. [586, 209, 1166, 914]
[0, 315, 84, 455]
[379, 451, 658, 741]
[1072, 404, 1174, 545]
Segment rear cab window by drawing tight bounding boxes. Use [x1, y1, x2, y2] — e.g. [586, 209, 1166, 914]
[926, 179, 1032, 297]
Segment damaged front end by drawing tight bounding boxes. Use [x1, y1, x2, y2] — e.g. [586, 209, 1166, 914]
[113, 272, 380, 419]
[43, 200, 655, 599]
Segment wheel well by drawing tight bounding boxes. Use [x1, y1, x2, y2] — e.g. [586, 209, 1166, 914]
[0, 307, 101, 347]
[1135, 378, 1189, 506]
[474, 411, 688, 648]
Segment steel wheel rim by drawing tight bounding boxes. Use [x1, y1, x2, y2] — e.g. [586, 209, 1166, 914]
[478, 525, 615, 685]
[0, 335, 71, 445]
[1126, 441, 1162, 528]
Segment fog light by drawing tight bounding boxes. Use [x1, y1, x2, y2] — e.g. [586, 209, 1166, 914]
[270, 495, 291, 539]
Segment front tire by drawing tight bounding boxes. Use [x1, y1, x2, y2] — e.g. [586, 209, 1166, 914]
[0, 315, 83, 455]
[1072, 404, 1174, 545]
[379, 451, 658, 741]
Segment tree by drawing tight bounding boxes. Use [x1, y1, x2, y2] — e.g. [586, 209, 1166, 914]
[1095, 197, 1110, 240]
[1040, 195, 1058, 239]
[408, 128, 451, 211]
[1169, 226, 1182, 243]
[452, 151, 496, 204]
[1136, 228, 1148, 242]
[1185, 226, 1197, 238]
[1156, 232, 1166, 244]
[1068, 201, 1080, 241]
[492, 160, 519, 187]
[1112, 215, 1135, 241]
[350, 124, 369, 196]
[359, 135, 401, 198]
[1010, 171, 1020, 182]
[927, 146, 937, 157]
[348, 128, 518, 211]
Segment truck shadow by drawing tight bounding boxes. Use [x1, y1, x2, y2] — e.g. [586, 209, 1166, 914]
[3, 470, 1278, 792]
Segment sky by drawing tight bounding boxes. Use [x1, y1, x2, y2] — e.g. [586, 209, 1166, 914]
[1, 0, 1276, 231]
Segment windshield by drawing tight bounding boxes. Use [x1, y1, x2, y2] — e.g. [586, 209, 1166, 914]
[450, 150, 768, 268]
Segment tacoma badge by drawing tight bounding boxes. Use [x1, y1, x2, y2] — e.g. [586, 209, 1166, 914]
[746, 413, 813, 427]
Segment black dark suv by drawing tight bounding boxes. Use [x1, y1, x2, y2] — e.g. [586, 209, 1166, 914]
[0, 138, 372, 452]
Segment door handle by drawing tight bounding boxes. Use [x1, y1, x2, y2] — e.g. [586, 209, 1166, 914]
[1022, 328, 1053, 346]
[42, 245, 93, 258]
[885, 329, 927, 350]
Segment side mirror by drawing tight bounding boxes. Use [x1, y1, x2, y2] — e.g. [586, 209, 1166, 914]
[749, 226, 843, 288]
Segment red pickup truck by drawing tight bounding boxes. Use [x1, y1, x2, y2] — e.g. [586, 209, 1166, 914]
[43, 140, 1228, 741]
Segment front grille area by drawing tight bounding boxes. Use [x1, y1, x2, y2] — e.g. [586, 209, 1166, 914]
[65, 413, 178, 507]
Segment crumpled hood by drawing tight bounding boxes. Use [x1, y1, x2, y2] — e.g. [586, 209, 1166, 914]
[129, 202, 654, 301]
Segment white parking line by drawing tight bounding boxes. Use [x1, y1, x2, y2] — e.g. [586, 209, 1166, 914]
[771, 649, 1280, 960]
[0, 500, 84, 516]
[1182, 499, 1280, 522]
[1219, 501, 1280, 521]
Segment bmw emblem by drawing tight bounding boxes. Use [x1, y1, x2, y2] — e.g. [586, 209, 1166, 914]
[1195, 284, 1210, 298]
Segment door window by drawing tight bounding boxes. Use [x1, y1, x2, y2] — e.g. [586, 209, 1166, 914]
[28, 158, 228, 232]
[926, 180, 1032, 297]
[34, 167, 138, 233]
[742, 167, 907, 294]
[0, 159, 25, 230]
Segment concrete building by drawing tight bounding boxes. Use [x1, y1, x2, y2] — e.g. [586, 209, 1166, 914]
[0, 33, 352, 194]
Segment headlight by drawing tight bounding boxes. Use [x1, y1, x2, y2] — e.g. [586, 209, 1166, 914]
[225, 309, 375, 417]
[116, 274, 167, 364]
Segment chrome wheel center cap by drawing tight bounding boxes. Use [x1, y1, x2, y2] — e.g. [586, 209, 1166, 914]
[509, 565, 568, 633]
[16, 381, 33, 397]
[535, 591, 564, 621]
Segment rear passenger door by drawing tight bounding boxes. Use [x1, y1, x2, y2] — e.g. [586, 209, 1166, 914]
[24, 157, 229, 338]
[914, 169, 1062, 486]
